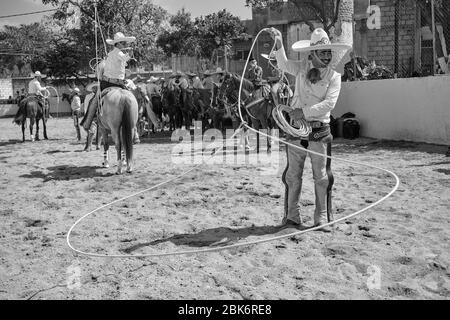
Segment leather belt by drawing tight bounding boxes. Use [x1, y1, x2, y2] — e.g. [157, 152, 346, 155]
[102, 77, 126, 86]
[308, 121, 328, 128]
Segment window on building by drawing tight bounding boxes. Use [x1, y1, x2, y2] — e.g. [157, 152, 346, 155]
[234, 50, 250, 61]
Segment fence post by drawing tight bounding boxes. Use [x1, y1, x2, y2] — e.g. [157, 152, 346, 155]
[431, 0, 436, 76]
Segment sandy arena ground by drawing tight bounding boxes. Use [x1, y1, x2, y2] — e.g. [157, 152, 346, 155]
[0, 117, 449, 300]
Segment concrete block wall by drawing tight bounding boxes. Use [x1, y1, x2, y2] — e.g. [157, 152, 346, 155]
[0, 79, 13, 99]
[366, 0, 417, 76]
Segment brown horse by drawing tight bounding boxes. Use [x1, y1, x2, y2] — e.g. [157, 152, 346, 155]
[218, 73, 275, 152]
[97, 88, 139, 174]
[15, 96, 49, 142]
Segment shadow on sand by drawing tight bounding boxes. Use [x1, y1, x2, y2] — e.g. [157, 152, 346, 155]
[20, 165, 115, 181]
[121, 224, 303, 254]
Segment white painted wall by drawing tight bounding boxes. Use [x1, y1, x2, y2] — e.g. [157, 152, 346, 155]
[333, 75, 450, 145]
[0, 99, 71, 118]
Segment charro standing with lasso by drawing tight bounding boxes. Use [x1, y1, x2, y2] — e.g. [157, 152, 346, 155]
[269, 27, 351, 232]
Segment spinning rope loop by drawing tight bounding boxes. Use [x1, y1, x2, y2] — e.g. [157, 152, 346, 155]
[66, 27, 400, 259]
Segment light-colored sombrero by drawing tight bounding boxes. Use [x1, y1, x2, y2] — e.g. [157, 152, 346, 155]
[261, 53, 276, 61]
[292, 28, 352, 52]
[203, 67, 225, 77]
[147, 76, 160, 83]
[73, 87, 80, 94]
[106, 32, 136, 45]
[31, 71, 46, 78]
[169, 71, 184, 78]
[86, 82, 99, 92]
[185, 72, 197, 77]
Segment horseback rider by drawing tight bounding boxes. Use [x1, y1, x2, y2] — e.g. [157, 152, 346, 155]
[270, 27, 351, 232]
[14, 71, 48, 125]
[247, 58, 263, 87]
[202, 68, 224, 90]
[71, 87, 82, 141]
[146, 76, 161, 99]
[262, 52, 293, 106]
[189, 72, 204, 90]
[82, 32, 136, 132]
[247, 58, 271, 101]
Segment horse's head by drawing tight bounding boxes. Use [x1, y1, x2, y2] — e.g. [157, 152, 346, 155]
[217, 72, 236, 104]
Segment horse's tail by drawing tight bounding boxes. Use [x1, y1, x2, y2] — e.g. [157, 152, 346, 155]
[121, 94, 134, 164]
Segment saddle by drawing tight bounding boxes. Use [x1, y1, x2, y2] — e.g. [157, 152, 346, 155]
[98, 86, 122, 114]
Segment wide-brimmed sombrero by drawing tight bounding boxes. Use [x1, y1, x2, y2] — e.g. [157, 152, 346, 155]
[147, 76, 160, 83]
[31, 71, 46, 78]
[132, 74, 146, 83]
[86, 82, 99, 92]
[169, 71, 185, 78]
[203, 67, 225, 77]
[106, 32, 136, 45]
[261, 53, 276, 61]
[292, 28, 351, 52]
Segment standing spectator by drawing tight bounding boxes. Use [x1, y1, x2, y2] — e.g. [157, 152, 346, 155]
[71, 88, 82, 141]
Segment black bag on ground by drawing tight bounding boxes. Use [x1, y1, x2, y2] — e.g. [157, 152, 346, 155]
[342, 118, 360, 139]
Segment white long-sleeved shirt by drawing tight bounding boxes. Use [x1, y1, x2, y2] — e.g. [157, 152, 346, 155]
[275, 46, 341, 124]
[28, 79, 46, 95]
[192, 76, 204, 89]
[103, 48, 130, 80]
[71, 95, 81, 112]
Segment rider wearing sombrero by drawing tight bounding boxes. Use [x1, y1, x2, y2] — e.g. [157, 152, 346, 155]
[82, 32, 136, 131]
[202, 68, 224, 90]
[14, 71, 48, 125]
[270, 27, 351, 232]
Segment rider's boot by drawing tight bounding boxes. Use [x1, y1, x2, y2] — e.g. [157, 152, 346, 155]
[83, 92, 99, 131]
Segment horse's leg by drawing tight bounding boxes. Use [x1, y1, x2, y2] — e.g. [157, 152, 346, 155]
[110, 129, 122, 174]
[43, 115, 48, 140]
[29, 117, 35, 142]
[35, 118, 40, 141]
[100, 128, 110, 168]
[22, 119, 26, 142]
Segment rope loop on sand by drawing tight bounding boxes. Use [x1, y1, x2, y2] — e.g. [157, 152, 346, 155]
[66, 28, 400, 259]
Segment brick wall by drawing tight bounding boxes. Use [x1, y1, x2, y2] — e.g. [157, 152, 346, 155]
[0, 79, 13, 99]
[366, 0, 418, 77]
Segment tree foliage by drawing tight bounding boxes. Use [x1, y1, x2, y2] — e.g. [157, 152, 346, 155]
[0, 23, 52, 76]
[41, 0, 169, 70]
[157, 9, 246, 59]
[245, 0, 342, 33]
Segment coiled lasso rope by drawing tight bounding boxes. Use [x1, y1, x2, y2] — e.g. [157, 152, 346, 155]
[264, 33, 312, 138]
[66, 27, 400, 259]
